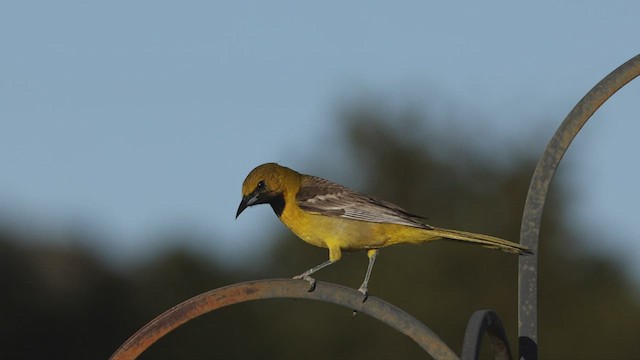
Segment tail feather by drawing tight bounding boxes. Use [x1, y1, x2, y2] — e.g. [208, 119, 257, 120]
[430, 227, 533, 255]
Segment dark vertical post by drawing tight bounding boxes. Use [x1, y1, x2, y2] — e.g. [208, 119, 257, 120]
[518, 54, 640, 360]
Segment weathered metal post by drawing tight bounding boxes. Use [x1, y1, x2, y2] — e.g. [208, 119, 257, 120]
[518, 53, 640, 360]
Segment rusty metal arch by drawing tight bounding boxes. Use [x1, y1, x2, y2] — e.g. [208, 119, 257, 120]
[109, 279, 459, 360]
[110, 54, 640, 360]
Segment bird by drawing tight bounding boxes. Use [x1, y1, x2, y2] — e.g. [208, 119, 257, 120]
[236, 162, 532, 298]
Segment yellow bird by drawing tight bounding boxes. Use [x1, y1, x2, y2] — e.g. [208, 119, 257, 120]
[236, 163, 532, 297]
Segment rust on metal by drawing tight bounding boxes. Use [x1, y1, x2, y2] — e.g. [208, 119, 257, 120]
[518, 53, 640, 360]
[109, 279, 459, 360]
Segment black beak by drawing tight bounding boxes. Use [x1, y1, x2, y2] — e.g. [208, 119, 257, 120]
[236, 193, 258, 218]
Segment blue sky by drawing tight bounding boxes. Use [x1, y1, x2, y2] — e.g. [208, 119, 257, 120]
[1, 2, 639, 278]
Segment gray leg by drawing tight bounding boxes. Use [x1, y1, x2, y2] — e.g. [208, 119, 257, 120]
[293, 259, 334, 292]
[358, 249, 379, 300]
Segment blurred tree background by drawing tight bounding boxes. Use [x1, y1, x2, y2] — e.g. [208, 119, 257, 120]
[2, 102, 639, 359]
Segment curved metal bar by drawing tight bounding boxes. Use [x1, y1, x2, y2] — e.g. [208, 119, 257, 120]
[109, 279, 459, 360]
[461, 310, 512, 360]
[518, 54, 640, 359]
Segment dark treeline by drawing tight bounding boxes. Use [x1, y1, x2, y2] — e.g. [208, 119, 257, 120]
[2, 105, 639, 359]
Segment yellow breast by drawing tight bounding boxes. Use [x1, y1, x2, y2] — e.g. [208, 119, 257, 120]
[279, 202, 435, 252]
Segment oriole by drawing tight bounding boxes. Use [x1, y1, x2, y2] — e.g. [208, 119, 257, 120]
[236, 163, 532, 297]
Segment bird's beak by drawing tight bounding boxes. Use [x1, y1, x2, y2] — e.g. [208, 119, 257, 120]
[236, 193, 259, 218]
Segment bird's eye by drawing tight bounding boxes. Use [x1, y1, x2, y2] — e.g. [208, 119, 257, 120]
[256, 180, 266, 190]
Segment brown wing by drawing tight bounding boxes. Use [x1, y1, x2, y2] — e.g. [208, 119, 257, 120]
[296, 176, 432, 229]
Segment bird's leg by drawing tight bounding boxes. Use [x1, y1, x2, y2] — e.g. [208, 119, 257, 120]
[294, 246, 341, 292]
[358, 249, 379, 301]
[293, 259, 334, 292]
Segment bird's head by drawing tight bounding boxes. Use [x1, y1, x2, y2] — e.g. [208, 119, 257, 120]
[236, 163, 298, 218]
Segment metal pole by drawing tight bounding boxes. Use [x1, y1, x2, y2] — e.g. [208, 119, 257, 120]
[518, 54, 640, 359]
[110, 279, 459, 360]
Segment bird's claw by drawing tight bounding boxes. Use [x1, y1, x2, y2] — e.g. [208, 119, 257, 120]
[357, 286, 369, 303]
[293, 274, 317, 292]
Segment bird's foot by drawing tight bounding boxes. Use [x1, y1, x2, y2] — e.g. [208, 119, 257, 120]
[293, 273, 317, 292]
[357, 286, 369, 303]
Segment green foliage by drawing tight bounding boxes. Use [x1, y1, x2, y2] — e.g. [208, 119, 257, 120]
[1, 105, 639, 359]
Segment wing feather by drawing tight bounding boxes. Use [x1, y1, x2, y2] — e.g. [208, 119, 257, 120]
[296, 176, 431, 229]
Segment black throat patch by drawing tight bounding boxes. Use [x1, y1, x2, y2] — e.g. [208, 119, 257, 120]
[268, 193, 286, 217]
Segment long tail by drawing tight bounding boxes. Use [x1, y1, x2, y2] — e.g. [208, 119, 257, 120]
[429, 227, 533, 255]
